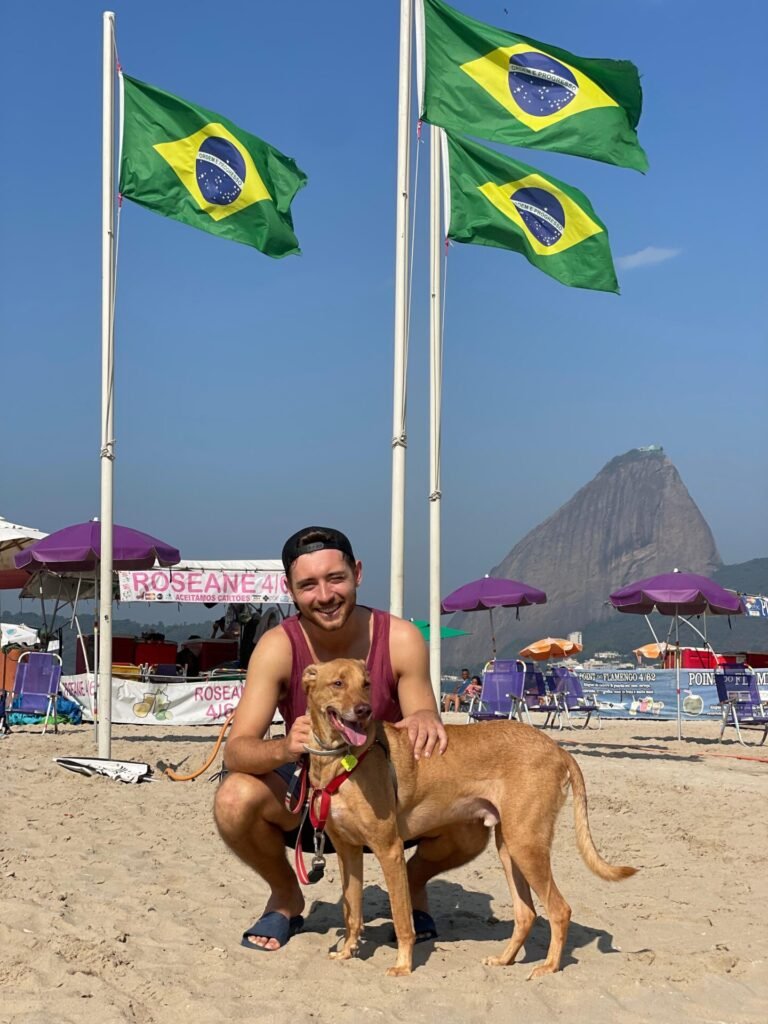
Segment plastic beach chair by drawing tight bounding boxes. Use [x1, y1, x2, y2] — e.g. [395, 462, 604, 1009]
[11, 652, 63, 734]
[521, 663, 560, 728]
[714, 664, 768, 746]
[551, 668, 601, 730]
[468, 660, 530, 724]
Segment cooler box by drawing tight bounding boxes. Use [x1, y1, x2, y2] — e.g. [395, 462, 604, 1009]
[75, 635, 137, 674]
[135, 641, 178, 667]
[181, 639, 238, 672]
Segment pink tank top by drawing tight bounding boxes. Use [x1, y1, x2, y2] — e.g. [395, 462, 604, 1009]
[278, 607, 401, 731]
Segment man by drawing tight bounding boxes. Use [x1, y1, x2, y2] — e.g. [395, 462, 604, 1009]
[214, 526, 489, 951]
[442, 668, 471, 713]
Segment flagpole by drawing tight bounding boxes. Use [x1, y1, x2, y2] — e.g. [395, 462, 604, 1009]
[98, 10, 117, 758]
[389, 0, 413, 618]
[428, 125, 442, 705]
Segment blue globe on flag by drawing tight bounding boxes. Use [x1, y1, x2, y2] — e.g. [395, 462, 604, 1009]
[508, 53, 578, 116]
[511, 187, 565, 247]
[196, 137, 246, 205]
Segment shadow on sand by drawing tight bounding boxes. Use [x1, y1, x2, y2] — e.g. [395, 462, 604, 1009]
[306, 879, 619, 972]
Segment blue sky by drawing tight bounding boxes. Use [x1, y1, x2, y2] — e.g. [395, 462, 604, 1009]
[1, 0, 765, 621]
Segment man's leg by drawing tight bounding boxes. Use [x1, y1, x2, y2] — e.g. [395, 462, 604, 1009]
[407, 822, 490, 930]
[214, 770, 304, 950]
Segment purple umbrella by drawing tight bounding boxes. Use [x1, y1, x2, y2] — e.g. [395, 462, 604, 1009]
[442, 575, 547, 658]
[609, 570, 743, 739]
[609, 572, 743, 618]
[15, 520, 180, 573]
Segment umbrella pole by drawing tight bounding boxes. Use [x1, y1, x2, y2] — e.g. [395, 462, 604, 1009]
[675, 614, 682, 741]
[489, 608, 497, 659]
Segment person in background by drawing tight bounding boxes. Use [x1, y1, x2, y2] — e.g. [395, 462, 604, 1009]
[442, 668, 471, 713]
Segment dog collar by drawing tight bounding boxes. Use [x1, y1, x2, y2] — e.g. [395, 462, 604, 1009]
[308, 744, 374, 831]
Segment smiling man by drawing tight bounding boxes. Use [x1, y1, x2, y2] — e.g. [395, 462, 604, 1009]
[214, 526, 487, 951]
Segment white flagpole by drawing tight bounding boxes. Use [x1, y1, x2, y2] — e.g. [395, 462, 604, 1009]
[428, 125, 443, 705]
[98, 10, 117, 758]
[389, 0, 413, 618]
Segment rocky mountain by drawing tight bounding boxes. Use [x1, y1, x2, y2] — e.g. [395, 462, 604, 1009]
[446, 447, 725, 667]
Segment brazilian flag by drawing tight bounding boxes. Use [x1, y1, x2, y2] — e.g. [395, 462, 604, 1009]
[120, 76, 307, 257]
[444, 132, 618, 293]
[419, 0, 647, 172]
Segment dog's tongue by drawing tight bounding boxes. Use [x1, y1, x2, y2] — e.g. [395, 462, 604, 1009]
[330, 711, 368, 747]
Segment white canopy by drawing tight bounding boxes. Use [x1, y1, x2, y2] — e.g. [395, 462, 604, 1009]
[0, 516, 47, 571]
[171, 558, 283, 573]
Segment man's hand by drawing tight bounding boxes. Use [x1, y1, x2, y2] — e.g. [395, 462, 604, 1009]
[394, 709, 448, 761]
[285, 714, 313, 759]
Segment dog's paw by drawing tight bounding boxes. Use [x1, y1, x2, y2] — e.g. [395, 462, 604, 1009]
[329, 946, 358, 961]
[385, 965, 412, 977]
[526, 963, 559, 980]
[482, 955, 510, 968]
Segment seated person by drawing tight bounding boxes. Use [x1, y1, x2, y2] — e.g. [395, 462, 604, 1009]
[442, 668, 479, 712]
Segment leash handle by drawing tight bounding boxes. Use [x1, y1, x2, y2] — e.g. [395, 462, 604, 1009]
[293, 804, 311, 885]
[284, 757, 308, 814]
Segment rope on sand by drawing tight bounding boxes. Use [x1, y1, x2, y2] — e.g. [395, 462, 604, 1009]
[163, 710, 236, 781]
[702, 751, 768, 765]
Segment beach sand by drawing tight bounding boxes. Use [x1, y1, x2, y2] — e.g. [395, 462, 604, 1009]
[2, 716, 766, 1024]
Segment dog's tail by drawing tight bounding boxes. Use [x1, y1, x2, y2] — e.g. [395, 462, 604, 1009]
[565, 751, 637, 882]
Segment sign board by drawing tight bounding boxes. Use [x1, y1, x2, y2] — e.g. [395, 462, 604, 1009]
[118, 568, 291, 604]
[59, 673, 275, 726]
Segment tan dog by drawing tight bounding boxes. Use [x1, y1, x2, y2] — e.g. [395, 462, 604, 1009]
[302, 658, 636, 977]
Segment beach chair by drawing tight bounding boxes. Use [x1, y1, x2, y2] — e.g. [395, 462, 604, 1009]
[521, 663, 560, 728]
[10, 651, 63, 734]
[145, 662, 183, 682]
[553, 668, 601, 730]
[714, 664, 768, 746]
[468, 659, 530, 724]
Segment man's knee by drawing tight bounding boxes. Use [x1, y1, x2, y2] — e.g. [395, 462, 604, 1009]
[214, 771, 268, 832]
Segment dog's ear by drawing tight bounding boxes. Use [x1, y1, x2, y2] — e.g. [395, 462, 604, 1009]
[301, 664, 319, 694]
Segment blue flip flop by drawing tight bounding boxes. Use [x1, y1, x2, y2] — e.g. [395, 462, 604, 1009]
[241, 912, 304, 951]
[389, 909, 438, 944]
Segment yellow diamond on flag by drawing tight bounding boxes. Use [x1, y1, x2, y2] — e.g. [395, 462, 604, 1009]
[461, 44, 618, 132]
[153, 122, 272, 222]
[477, 174, 604, 257]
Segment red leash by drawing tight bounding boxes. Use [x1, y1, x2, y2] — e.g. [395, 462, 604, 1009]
[292, 747, 375, 885]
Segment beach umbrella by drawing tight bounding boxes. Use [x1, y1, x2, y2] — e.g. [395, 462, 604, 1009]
[633, 642, 668, 662]
[441, 575, 547, 658]
[519, 637, 583, 661]
[409, 618, 469, 641]
[15, 520, 180, 573]
[0, 516, 47, 589]
[609, 570, 743, 739]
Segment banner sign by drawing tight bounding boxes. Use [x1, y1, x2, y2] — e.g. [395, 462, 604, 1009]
[59, 673, 274, 725]
[743, 594, 768, 618]
[117, 568, 291, 604]
[575, 666, 768, 719]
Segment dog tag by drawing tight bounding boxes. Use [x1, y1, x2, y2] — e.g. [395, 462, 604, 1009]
[340, 753, 358, 772]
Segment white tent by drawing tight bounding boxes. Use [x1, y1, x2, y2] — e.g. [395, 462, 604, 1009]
[0, 516, 47, 572]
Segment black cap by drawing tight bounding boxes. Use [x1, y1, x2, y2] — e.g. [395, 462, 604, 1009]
[281, 526, 356, 575]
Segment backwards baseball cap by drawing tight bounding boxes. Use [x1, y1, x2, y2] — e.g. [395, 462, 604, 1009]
[281, 526, 356, 575]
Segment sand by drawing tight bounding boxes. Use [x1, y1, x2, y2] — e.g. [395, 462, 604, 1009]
[2, 716, 767, 1024]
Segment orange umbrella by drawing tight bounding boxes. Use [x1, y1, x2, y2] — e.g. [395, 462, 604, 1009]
[633, 642, 667, 661]
[519, 637, 583, 661]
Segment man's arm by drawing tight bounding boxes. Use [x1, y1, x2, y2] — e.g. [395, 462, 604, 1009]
[224, 627, 312, 775]
[390, 617, 448, 760]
